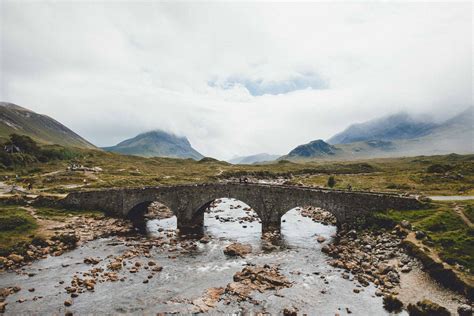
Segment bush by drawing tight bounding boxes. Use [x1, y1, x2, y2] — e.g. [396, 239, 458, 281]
[0, 215, 29, 230]
[427, 164, 453, 173]
[327, 176, 336, 188]
[8, 134, 40, 154]
[386, 183, 411, 190]
[0, 135, 79, 168]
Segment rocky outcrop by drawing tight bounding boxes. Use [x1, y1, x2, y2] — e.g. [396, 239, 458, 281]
[225, 265, 291, 300]
[223, 243, 252, 257]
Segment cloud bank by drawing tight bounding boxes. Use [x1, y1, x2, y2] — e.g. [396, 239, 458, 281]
[1, 1, 472, 159]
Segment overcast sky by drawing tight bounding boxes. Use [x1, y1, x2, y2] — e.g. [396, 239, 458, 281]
[1, 1, 472, 159]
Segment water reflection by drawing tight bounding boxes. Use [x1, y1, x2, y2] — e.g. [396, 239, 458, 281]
[281, 208, 335, 249]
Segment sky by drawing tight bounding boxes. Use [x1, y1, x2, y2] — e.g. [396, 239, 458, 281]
[1, 1, 472, 160]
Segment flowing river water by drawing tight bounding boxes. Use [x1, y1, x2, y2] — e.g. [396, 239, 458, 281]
[0, 198, 467, 315]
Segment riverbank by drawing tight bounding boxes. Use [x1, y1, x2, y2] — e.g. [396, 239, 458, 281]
[0, 199, 472, 315]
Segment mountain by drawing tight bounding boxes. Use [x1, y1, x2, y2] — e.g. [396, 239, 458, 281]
[103, 130, 204, 160]
[283, 107, 473, 161]
[327, 112, 437, 145]
[395, 107, 473, 155]
[0, 102, 96, 149]
[281, 140, 342, 160]
[229, 153, 280, 164]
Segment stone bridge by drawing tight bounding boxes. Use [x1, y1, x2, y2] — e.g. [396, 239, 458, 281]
[61, 183, 424, 234]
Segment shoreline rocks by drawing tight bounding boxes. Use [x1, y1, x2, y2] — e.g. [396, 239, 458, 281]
[224, 243, 252, 257]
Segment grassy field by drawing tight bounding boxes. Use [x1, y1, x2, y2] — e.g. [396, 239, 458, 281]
[0, 146, 472, 275]
[1, 147, 473, 196]
[373, 201, 474, 273]
[0, 206, 38, 255]
[0, 203, 104, 256]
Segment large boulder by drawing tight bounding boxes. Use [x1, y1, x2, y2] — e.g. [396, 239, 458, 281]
[223, 243, 252, 257]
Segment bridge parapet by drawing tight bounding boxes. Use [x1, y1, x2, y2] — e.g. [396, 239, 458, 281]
[61, 183, 424, 234]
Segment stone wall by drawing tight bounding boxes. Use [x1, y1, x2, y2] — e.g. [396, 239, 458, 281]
[61, 183, 424, 233]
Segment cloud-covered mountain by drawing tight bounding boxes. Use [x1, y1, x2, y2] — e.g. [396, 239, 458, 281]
[0, 102, 96, 149]
[283, 107, 473, 161]
[327, 112, 438, 145]
[228, 153, 280, 164]
[102, 130, 204, 160]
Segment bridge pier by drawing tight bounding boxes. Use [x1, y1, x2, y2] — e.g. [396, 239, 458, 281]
[262, 221, 281, 235]
[177, 212, 204, 237]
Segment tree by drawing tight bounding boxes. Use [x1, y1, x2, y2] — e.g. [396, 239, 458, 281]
[327, 176, 336, 188]
[8, 134, 39, 154]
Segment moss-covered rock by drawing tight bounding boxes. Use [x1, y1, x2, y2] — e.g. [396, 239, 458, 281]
[383, 295, 403, 312]
[407, 299, 450, 316]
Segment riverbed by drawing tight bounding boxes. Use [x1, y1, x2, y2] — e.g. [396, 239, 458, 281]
[0, 199, 466, 315]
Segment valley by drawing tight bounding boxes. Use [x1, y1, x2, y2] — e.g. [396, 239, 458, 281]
[0, 103, 472, 315]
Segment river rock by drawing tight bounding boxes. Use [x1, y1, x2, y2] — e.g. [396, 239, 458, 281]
[84, 257, 101, 265]
[108, 260, 123, 271]
[199, 235, 211, 244]
[224, 243, 252, 257]
[457, 304, 473, 316]
[192, 287, 225, 313]
[407, 299, 450, 316]
[383, 295, 403, 312]
[415, 230, 426, 240]
[283, 307, 298, 316]
[0, 302, 6, 313]
[226, 265, 291, 300]
[400, 220, 412, 229]
[7, 254, 24, 264]
[316, 236, 326, 243]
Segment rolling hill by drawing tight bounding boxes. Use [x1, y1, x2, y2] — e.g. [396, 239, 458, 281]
[0, 102, 96, 149]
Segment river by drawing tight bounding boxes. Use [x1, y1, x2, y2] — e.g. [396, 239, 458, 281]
[0, 198, 466, 315]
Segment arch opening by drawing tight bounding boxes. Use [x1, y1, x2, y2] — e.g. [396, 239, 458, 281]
[127, 201, 177, 236]
[188, 198, 262, 241]
[280, 205, 337, 248]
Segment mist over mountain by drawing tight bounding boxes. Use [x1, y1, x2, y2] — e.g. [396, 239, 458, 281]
[283, 107, 473, 161]
[228, 153, 280, 164]
[327, 112, 438, 145]
[102, 130, 204, 160]
[0, 102, 96, 149]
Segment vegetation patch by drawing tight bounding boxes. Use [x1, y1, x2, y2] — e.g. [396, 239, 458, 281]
[35, 207, 104, 219]
[373, 203, 474, 274]
[0, 206, 38, 255]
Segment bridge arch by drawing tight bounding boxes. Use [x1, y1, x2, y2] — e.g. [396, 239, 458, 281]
[127, 200, 175, 233]
[60, 183, 424, 237]
[180, 196, 265, 236]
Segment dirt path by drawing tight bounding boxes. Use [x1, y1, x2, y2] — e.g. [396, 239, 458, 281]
[453, 204, 473, 228]
[21, 206, 66, 238]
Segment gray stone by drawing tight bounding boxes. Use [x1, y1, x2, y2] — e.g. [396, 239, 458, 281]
[59, 183, 424, 234]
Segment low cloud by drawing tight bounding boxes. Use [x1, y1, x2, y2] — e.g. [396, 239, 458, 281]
[0, 2, 472, 159]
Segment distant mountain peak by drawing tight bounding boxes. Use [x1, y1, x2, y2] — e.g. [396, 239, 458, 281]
[284, 139, 341, 158]
[327, 111, 438, 145]
[103, 129, 204, 160]
[282, 107, 473, 162]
